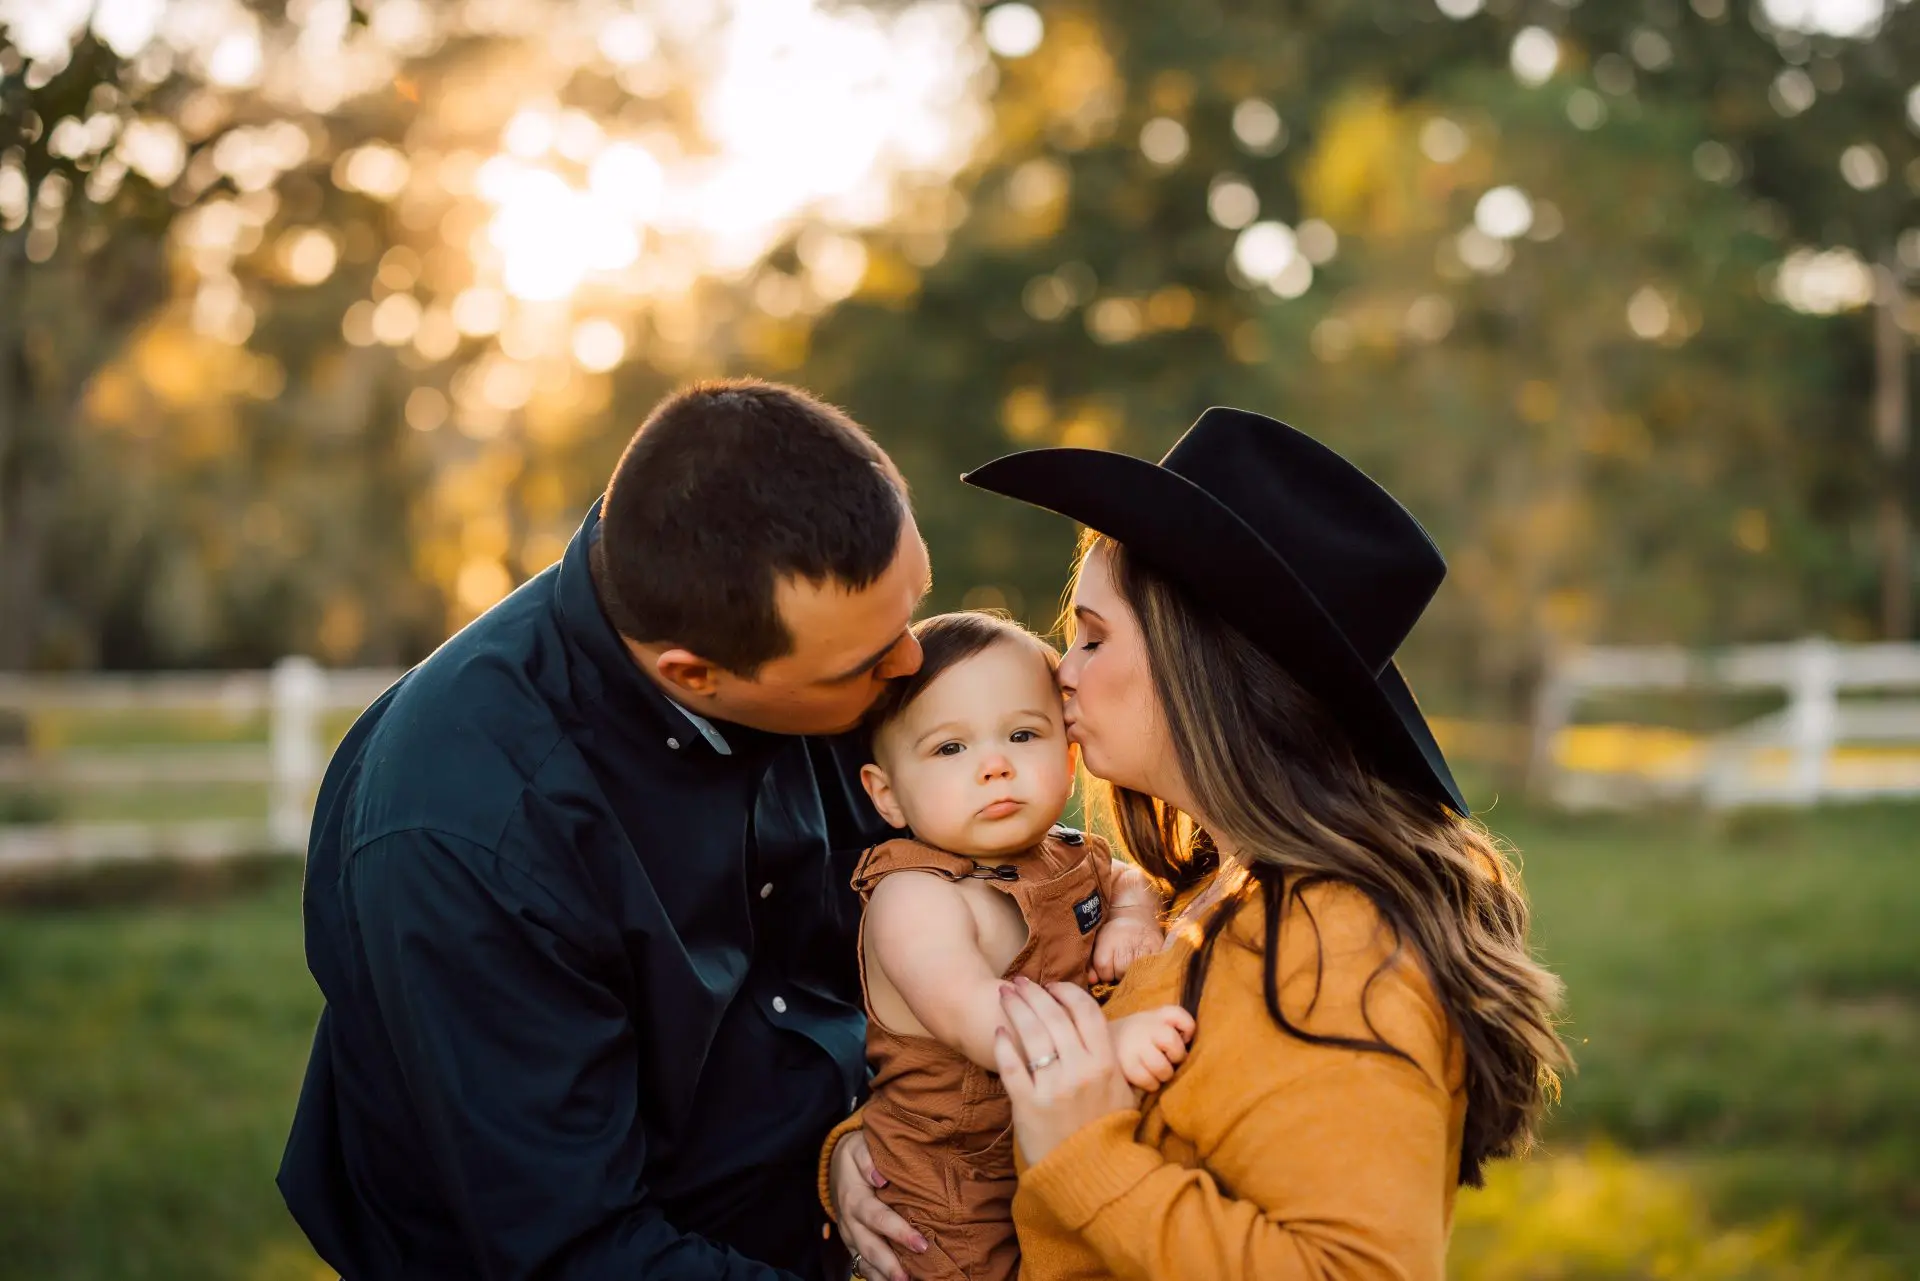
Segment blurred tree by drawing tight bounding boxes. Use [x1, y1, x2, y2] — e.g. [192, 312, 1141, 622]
[3, 0, 1914, 704]
[792, 0, 1916, 733]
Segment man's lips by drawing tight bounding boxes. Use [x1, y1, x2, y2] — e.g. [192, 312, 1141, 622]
[978, 798, 1025, 820]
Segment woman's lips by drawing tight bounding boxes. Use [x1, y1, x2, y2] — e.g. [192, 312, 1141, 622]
[979, 798, 1025, 820]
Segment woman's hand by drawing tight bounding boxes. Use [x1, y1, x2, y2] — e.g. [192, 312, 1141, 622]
[993, 976, 1138, 1165]
[827, 1130, 928, 1281]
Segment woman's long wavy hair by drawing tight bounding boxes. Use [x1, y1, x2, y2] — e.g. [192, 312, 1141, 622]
[1068, 532, 1568, 1187]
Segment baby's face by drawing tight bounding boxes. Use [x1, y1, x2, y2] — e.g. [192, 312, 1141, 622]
[865, 639, 1074, 857]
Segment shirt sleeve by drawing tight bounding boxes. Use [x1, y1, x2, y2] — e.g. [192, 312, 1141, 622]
[348, 829, 804, 1281]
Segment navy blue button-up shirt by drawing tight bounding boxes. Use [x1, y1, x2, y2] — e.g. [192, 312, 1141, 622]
[279, 502, 888, 1280]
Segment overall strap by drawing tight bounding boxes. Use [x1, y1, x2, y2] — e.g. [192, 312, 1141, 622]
[851, 837, 980, 900]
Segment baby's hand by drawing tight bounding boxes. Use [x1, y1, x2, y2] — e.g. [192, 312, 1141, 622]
[1089, 916, 1164, 985]
[1109, 1005, 1196, 1093]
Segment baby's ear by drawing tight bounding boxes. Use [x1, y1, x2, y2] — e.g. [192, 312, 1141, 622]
[859, 761, 910, 829]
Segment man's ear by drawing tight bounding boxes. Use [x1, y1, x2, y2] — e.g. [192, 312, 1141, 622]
[653, 648, 723, 699]
[859, 762, 910, 830]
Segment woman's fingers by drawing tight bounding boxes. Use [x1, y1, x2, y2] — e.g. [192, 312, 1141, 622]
[830, 1133, 921, 1281]
[847, 1130, 887, 1189]
[1014, 977, 1089, 1064]
[1046, 980, 1116, 1065]
[843, 1215, 906, 1281]
[993, 1027, 1034, 1105]
[998, 982, 1058, 1072]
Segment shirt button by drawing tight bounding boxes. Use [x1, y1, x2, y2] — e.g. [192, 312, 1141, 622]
[666, 737, 681, 750]
[772, 996, 788, 1014]
[759, 882, 774, 899]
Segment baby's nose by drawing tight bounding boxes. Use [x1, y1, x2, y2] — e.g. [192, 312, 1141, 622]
[979, 753, 1014, 779]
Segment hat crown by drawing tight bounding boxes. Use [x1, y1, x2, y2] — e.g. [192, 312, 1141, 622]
[1159, 408, 1444, 672]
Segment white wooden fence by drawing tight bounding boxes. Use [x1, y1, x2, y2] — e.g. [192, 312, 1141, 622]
[1531, 638, 1920, 810]
[0, 659, 402, 873]
[3, 641, 1916, 872]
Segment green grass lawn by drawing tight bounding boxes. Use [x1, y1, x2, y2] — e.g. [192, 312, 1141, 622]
[0, 804, 1913, 1280]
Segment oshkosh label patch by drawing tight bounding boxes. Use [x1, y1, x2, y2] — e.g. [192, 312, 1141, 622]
[1073, 891, 1104, 935]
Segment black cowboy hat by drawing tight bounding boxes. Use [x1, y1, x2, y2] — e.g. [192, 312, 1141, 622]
[963, 406, 1467, 816]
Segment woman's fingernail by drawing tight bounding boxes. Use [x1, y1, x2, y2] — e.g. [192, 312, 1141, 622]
[912, 1235, 930, 1252]
[869, 1168, 886, 1186]
[999, 983, 1016, 998]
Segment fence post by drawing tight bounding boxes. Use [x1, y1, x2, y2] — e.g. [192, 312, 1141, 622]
[1527, 650, 1577, 802]
[270, 656, 325, 854]
[1785, 637, 1839, 806]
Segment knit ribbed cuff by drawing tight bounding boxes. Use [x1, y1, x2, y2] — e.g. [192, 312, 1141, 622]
[817, 1108, 867, 1224]
[1019, 1109, 1161, 1230]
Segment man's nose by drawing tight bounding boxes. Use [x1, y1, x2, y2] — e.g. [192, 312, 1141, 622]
[874, 630, 923, 680]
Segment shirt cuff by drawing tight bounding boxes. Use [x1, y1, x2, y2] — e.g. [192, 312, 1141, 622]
[817, 1107, 866, 1224]
[1019, 1108, 1162, 1230]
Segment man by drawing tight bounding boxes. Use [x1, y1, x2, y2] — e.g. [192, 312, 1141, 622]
[281, 381, 925, 1279]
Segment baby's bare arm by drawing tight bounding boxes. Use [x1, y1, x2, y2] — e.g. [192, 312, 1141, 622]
[1089, 860, 1167, 983]
[1105, 859, 1163, 928]
[865, 872, 1009, 1071]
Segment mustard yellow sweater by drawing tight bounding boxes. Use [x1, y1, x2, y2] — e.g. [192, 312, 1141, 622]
[825, 876, 1466, 1280]
[1014, 876, 1466, 1280]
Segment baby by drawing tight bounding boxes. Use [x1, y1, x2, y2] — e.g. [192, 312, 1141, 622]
[850, 611, 1195, 1281]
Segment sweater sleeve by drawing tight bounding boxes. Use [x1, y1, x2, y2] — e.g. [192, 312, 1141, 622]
[1016, 886, 1459, 1281]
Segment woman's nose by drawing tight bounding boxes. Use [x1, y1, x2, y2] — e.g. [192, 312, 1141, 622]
[1056, 650, 1081, 698]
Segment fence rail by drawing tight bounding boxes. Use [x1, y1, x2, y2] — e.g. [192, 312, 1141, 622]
[1532, 638, 1920, 810]
[3, 640, 1917, 872]
[0, 659, 403, 873]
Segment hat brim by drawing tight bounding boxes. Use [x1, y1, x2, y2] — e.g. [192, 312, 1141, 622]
[963, 446, 1467, 816]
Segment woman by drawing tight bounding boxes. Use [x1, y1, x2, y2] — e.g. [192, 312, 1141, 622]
[830, 406, 1567, 1280]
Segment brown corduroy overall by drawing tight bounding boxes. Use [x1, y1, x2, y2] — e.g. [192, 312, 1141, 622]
[852, 829, 1116, 1281]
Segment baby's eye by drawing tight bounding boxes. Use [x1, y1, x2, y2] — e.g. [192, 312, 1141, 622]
[934, 741, 965, 757]
[1009, 729, 1037, 744]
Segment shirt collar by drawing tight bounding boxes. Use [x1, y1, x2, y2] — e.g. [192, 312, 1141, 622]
[553, 500, 766, 761]
[670, 700, 733, 756]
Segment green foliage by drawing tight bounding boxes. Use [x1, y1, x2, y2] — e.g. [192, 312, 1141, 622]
[2, 0, 1915, 721]
[1, 805, 1917, 1279]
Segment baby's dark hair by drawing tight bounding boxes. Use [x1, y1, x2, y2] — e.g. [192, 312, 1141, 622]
[864, 611, 1061, 738]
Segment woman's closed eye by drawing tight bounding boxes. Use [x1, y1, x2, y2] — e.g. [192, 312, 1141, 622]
[1079, 639, 1102, 652]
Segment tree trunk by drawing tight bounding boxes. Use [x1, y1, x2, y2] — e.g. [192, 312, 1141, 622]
[1873, 255, 1912, 641]
[0, 230, 33, 670]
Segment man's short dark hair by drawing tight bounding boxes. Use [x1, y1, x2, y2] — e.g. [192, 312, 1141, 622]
[595, 379, 908, 675]
[862, 611, 1060, 739]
